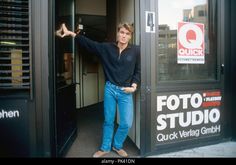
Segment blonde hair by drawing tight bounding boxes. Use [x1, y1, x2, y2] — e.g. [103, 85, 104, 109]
[117, 22, 134, 34]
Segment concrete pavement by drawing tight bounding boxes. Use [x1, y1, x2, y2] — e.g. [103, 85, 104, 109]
[149, 141, 236, 157]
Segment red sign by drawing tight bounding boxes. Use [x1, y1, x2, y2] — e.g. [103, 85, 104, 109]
[177, 22, 205, 64]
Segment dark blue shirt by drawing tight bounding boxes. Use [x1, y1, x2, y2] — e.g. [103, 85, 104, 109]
[75, 35, 141, 87]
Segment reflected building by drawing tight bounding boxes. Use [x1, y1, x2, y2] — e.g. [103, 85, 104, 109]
[183, 4, 209, 54]
[158, 24, 177, 81]
[157, 3, 211, 81]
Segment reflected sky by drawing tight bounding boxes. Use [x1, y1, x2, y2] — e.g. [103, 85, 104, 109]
[158, 0, 207, 29]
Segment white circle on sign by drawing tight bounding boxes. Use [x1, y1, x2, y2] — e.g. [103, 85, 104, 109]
[179, 23, 203, 49]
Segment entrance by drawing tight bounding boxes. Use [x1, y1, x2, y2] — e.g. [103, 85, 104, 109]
[53, 0, 141, 157]
[53, 0, 229, 157]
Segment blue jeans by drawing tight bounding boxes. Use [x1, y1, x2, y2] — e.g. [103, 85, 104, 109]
[100, 81, 134, 152]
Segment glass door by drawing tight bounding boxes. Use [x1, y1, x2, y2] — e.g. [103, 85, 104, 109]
[54, 0, 77, 156]
[140, 0, 225, 155]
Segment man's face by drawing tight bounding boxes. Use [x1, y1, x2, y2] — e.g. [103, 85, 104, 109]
[117, 27, 132, 44]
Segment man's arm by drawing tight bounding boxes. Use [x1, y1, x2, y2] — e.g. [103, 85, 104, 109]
[122, 46, 140, 94]
[56, 23, 105, 58]
[131, 46, 141, 87]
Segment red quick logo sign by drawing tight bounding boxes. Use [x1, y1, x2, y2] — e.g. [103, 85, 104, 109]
[177, 22, 205, 64]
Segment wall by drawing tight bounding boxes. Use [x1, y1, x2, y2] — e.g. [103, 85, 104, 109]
[76, 0, 106, 16]
[117, 0, 135, 24]
[75, 0, 106, 108]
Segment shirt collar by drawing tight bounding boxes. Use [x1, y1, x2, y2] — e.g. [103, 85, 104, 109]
[112, 42, 132, 49]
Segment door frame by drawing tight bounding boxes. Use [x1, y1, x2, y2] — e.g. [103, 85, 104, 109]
[139, 0, 158, 156]
[51, 0, 77, 157]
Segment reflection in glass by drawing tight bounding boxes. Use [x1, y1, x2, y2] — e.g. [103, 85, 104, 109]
[55, 0, 74, 88]
[157, 0, 217, 82]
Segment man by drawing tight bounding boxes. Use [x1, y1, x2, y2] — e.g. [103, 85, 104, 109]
[57, 22, 140, 157]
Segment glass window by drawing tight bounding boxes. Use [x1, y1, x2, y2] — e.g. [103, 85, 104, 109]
[198, 10, 205, 17]
[0, 0, 30, 90]
[157, 0, 217, 82]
